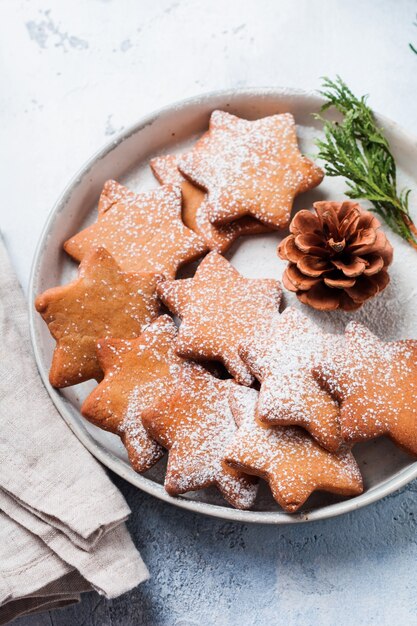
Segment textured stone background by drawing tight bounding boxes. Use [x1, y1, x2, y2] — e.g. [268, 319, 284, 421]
[2, 0, 417, 624]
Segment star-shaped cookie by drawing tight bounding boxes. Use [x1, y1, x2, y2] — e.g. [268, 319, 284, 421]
[225, 385, 363, 513]
[64, 183, 208, 279]
[35, 248, 162, 388]
[313, 322, 417, 456]
[239, 307, 343, 452]
[178, 110, 324, 228]
[82, 316, 199, 473]
[97, 179, 138, 216]
[141, 369, 258, 509]
[150, 154, 269, 252]
[157, 251, 282, 385]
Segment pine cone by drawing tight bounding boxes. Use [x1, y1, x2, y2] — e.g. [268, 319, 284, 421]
[278, 201, 393, 311]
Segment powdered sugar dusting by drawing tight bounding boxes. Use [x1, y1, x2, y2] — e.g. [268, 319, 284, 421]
[150, 153, 269, 252]
[150, 154, 184, 186]
[143, 371, 258, 509]
[315, 321, 417, 453]
[226, 385, 363, 512]
[240, 307, 343, 451]
[179, 110, 323, 228]
[158, 251, 282, 385]
[82, 316, 200, 473]
[122, 385, 164, 469]
[35, 247, 161, 387]
[64, 184, 208, 278]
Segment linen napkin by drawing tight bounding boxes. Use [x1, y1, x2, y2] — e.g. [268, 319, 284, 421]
[0, 235, 149, 624]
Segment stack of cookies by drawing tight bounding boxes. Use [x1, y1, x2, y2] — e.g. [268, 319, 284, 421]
[36, 110, 417, 513]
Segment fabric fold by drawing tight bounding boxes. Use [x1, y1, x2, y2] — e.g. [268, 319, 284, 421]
[0, 235, 149, 623]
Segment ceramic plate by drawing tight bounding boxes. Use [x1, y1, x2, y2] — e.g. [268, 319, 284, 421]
[29, 88, 417, 523]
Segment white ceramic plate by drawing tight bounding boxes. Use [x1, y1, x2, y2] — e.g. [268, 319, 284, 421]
[29, 88, 417, 524]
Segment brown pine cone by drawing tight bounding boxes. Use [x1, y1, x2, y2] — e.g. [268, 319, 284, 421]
[278, 201, 393, 311]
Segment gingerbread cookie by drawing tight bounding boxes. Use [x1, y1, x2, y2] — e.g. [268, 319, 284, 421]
[225, 385, 363, 513]
[64, 184, 208, 279]
[239, 307, 343, 452]
[157, 251, 282, 385]
[178, 110, 323, 229]
[313, 322, 417, 456]
[141, 369, 258, 509]
[35, 248, 162, 388]
[150, 154, 269, 253]
[97, 179, 138, 216]
[82, 316, 199, 473]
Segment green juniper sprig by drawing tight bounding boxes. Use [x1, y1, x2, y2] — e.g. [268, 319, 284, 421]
[315, 76, 417, 250]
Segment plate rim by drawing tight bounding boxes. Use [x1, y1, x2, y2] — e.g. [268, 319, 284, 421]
[28, 86, 417, 524]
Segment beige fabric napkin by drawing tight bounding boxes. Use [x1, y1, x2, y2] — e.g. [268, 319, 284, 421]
[0, 236, 149, 624]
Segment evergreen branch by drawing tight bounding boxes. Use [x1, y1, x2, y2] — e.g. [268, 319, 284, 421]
[315, 76, 417, 249]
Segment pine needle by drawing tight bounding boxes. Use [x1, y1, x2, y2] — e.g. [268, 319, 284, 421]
[315, 76, 417, 250]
